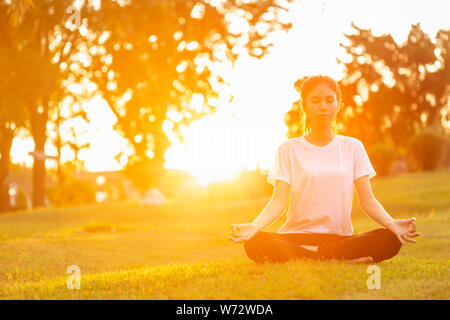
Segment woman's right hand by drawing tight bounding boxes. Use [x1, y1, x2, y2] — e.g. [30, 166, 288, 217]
[229, 223, 262, 243]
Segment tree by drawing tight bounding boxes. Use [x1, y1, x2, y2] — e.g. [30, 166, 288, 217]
[5, 0, 34, 26]
[337, 23, 450, 147]
[4, 0, 295, 204]
[0, 5, 30, 212]
[48, 97, 91, 185]
[82, 0, 294, 192]
[3, 0, 89, 207]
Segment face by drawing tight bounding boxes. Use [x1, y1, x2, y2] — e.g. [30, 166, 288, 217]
[304, 83, 339, 126]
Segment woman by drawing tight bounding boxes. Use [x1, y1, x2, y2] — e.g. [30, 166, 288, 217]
[229, 75, 420, 264]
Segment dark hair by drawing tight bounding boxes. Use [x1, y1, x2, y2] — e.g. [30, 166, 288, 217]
[300, 75, 341, 135]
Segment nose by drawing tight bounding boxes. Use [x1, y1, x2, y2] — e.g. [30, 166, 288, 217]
[319, 100, 327, 111]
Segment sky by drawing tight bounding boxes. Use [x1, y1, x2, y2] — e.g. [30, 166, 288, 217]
[10, 0, 450, 184]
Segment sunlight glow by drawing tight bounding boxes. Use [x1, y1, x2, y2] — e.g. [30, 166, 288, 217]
[9, 0, 450, 186]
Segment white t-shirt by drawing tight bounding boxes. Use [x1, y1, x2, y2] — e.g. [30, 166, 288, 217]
[266, 134, 376, 236]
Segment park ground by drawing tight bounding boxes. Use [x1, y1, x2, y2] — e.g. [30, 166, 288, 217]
[0, 170, 449, 299]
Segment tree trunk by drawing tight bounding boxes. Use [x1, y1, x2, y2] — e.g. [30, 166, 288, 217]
[153, 129, 170, 172]
[427, 105, 444, 134]
[56, 106, 64, 186]
[32, 147, 46, 208]
[30, 100, 49, 208]
[0, 127, 14, 213]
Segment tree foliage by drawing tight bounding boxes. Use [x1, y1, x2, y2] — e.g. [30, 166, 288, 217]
[1, 0, 88, 208]
[408, 129, 446, 171]
[338, 23, 450, 147]
[2, 0, 295, 205]
[285, 23, 450, 150]
[81, 0, 294, 191]
[284, 76, 307, 139]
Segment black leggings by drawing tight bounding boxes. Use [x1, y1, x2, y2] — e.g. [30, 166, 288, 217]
[243, 228, 402, 263]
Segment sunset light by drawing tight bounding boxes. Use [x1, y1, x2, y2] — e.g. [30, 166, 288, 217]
[1, 0, 449, 303]
[8, 0, 450, 187]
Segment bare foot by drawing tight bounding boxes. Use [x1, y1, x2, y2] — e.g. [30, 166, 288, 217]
[299, 245, 318, 252]
[346, 256, 374, 264]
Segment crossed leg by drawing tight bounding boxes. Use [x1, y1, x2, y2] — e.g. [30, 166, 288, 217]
[243, 229, 402, 264]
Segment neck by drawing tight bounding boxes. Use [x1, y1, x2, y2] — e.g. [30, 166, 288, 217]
[307, 124, 334, 143]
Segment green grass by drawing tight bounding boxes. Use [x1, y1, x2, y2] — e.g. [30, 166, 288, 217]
[0, 170, 449, 299]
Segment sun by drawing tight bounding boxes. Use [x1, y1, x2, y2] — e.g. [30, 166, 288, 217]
[187, 165, 242, 187]
[164, 94, 287, 186]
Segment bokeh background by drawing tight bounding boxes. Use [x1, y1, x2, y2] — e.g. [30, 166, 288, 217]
[0, 0, 449, 299]
[1, 0, 449, 210]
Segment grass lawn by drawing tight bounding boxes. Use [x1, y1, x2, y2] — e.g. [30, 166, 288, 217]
[0, 170, 449, 299]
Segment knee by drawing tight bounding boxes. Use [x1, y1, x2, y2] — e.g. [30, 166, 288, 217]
[243, 231, 270, 263]
[373, 228, 403, 260]
[380, 228, 402, 247]
[243, 231, 265, 253]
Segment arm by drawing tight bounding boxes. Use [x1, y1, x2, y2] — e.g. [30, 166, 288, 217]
[354, 175, 394, 227]
[354, 175, 420, 244]
[229, 180, 290, 242]
[252, 180, 290, 228]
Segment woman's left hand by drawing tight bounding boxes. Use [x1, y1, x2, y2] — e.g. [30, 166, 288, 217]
[386, 217, 420, 244]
